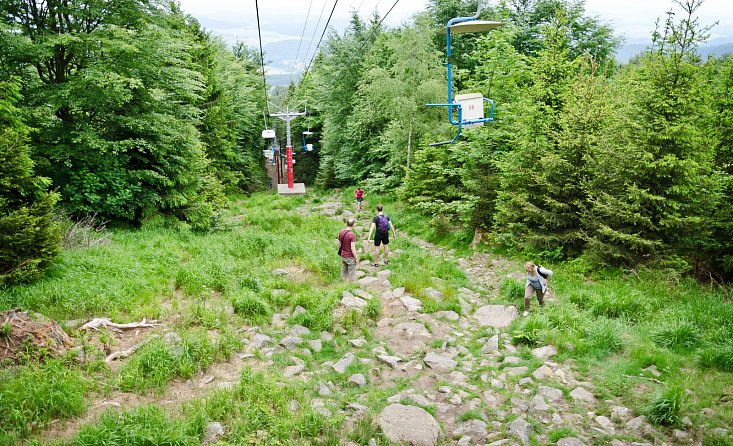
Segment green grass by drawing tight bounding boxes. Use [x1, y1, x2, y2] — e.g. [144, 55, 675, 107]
[0, 359, 89, 440]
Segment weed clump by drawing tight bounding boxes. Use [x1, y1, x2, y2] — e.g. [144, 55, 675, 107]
[646, 385, 683, 425]
[698, 345, 733, 372]
[500, 278, 524, 302]
[651, 319, 701, 352]
[231, 291, 271, 320]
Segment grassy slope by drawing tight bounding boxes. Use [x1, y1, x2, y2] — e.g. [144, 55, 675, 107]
[0, 191, 731, 445]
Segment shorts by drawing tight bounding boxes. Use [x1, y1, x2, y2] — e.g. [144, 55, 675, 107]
[374, 232, 389, 246]
[356, 198, 363, 202]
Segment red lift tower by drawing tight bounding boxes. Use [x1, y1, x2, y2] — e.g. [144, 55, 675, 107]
[270, 109, 307, 195]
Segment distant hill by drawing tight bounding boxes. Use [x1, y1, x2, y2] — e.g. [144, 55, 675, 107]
[616, 41, 733, 63]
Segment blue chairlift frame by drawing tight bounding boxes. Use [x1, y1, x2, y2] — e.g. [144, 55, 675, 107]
[302, 131, 315, 153]
[426, 3, 501, 146]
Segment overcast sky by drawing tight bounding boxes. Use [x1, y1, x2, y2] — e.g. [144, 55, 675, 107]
[177, 0, 732, 42]
[176, 0, 732, 78]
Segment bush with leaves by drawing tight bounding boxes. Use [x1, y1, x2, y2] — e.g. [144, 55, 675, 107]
[0, 79, 60, 284]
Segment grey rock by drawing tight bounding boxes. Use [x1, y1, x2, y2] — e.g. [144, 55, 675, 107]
[569, 387, 597, 404]
[272, 269, 288, 276]
[538, 386, 564, 402]
[163, 332, 183, 357]
[307, 339, 322, 352]
[217, 381, 236, 390]
[353, 289, 372, 300]
[251, 333, 272, 349]
[378, 404, 441, 446]
[393, 322, 431, 337]
[611, 405, 632, 421]
[473, 305, 518, 328]
[673, 429, 689, 440]
[557, 438, 585, 446]
[358, 276, 382, 288]
[511, 396, 529, 413]
[349, 337, 367, 347]
[505, 366, 529, 377]
[503, 356, 522, 364]
[292, 305, 306, 317]
[283, 362, 305, 378]
[518, 377, 534, 386]
[289, 400, 300, 412]
[424, 352, 458, 371]
[643, 365, 661, 377]
[532, 365, 554, 380]
[423, 287, 445, 301]
[320, 331, 334, 342]
[482, 335, 499, 354]
[290, 325, 311, 337]
[436, 311, 460, 321]
[401, 295, 424, 312]
[317, 381, 331, 396]
[203, 422, 225, 444]
[393, 287, 406, 297]
[531, 345, 558, 359]
[627, 416, 652, 435]
[349, 373, 367, 387]
[530, 395, 549, 412]
[508, 417, 532, 446]
[347, 403, 369, 412]
[342, 291, 368, 309]
[279, 335, 303, 350]
[595, 416, 614, 432]
[453, 419, 488, 442]
[333, 352, 356, 373]
[378, 354, 402, 368]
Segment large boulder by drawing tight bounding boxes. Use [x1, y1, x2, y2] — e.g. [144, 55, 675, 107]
[473, 305, 518, 328]
[378, 404, 440, 446]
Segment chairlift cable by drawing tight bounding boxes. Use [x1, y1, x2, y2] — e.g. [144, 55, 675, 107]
[301, 0, 333, 82]
[300, 0, 341, 87]
[324, 0, 401, 87]
[254, 0, 270, 117]
[288, 0, 316, 87]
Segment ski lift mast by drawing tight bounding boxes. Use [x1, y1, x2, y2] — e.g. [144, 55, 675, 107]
[270, 108, 306, 194]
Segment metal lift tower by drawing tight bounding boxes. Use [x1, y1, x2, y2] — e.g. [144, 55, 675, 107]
[270, 109, 307, 195]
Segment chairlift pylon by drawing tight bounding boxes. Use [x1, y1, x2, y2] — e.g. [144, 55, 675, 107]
[426, 1, 502, 146]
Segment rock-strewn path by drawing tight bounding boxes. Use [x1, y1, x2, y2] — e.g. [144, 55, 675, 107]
[312, 199, 662, 446]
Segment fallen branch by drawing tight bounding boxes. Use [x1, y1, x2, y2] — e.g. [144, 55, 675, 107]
[623, 374, 664, 385]
[104, 334, 160, 363]
[80, 317, 161, 332]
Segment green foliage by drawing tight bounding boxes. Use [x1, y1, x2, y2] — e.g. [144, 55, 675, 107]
[0, 359, 88, 438]
[548, 427, 578, 443]
[117, 331, 217, 392]
[499, 278, 524, 302]
[0, 79, 60, 284]
[646, 385, 684, 426]
[699, 345, 733, 372]
[71, 405, 197, 446]
[231, 290, 272, 320]
[651, 319, 702, 352]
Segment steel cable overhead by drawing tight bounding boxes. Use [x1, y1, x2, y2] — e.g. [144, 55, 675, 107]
[299, 0, 341, 86]
[254, 0, 270, 118]
[288, 0, 316, 87]
[301, 0, 333, 80]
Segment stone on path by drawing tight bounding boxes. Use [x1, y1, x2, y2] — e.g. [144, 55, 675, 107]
[505, 366, 529, 377]
[473, 305, 518, 328]
[435, 311, 460, 321]
[251, 333, 271, 349]
[531, 345, 557, 359]
[203, 422, 225, 445]
[290, 325, 310, 336]
[378, 404, 440, 446]
[358, 276, 383, 288]
[508, 417, 532, 446]
[400, 295, 423, 312]
[283, 363, 305, 378]
[423, 287, 445, 301]
[453, 419, 488, 442]
[307, 339, 322, 353]
[341, 291, 368, 309]
[333, 352, 356, 374]
[393, 287, 406, 297]
[557, 438, 586, 446]
[611, 405, 632, 421]
[531, 365, 553, 380]
[423, 352, 457, 371]
[538, 386, 564, 402]
[279, 336, 303, 350]
[569, 387, 597, 404]
[482, 335, 499, 354]
[393, 322, 431, 338]
[378, 354, 402, 368]
[292, 305, 306, 317]
[348, 374, 367, 387]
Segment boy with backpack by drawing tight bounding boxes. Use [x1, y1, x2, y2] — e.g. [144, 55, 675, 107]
[523, 261, 553, 316]
[367, 204, 396, 266]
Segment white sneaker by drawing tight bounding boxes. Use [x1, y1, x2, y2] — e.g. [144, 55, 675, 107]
[522, 311, 530, 317]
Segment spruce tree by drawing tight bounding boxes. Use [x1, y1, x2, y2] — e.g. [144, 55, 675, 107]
[0, 79, 60, 284]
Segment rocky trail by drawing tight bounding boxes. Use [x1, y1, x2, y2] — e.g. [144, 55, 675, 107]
[33, 198, 686, 446]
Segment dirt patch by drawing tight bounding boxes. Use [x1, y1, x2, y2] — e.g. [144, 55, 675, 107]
[0, 309, 74, 363]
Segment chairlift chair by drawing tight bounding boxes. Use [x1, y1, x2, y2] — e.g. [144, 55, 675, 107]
[426, 2, 502, 145]
[302, 131, 315, 152]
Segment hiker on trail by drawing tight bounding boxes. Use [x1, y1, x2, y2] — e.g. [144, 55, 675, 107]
[354, 187, 364, 212]
[367, 204, 396, 267]
[523, 261, 553, 317]
[338, 218, 359, 281]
